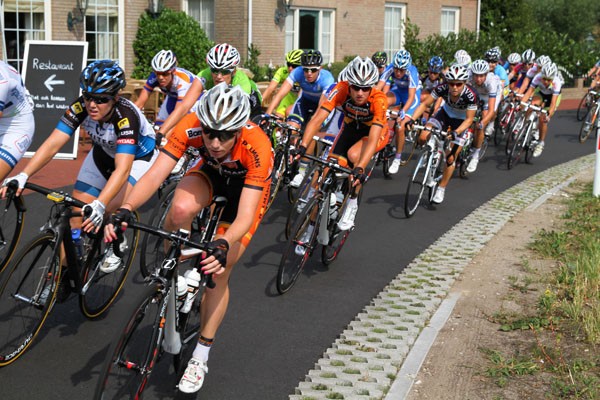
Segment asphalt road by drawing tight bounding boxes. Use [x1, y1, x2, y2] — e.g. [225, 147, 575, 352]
[0, 107, 594, 399]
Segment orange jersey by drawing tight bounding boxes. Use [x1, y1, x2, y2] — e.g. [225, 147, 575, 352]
[321, 81, 388, 128]
[162, 112, 273, 190]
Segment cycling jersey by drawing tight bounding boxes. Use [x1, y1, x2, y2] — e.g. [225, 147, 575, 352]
[420, 74, 444, 92]
[56, 96, 156, 159]
[531, 73, 563, 96]
[379, 64, 421, 111]
[430, 83, 479, 120]
[0, 61, 33, 118]
[198, 68, 263, 116]
[493, 65, 509, 87]
[286, 67, 334, 104]
[271, 66, 299, 116]
[468, 72, 499, 110]
[272, 66, 301, 93]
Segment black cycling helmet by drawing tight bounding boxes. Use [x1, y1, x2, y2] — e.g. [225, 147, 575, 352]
[371, 51, 388, 68]
[301, 50, 323, 66]
[80, 59, 126, 95]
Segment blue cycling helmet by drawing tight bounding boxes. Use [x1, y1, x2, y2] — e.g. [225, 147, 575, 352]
[80, 60, 126, 95]
[393, 50, 412, 69]
[428, 56, 444, 73]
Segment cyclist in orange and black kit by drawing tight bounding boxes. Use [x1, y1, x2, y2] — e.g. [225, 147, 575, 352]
[105, 83, 273, 394]
[295, 56, 388, 232]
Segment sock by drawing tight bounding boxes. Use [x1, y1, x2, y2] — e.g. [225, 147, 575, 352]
[192, 336, 214, 363]
[471, 148, 480, 159]
[394, 154, 402, 161]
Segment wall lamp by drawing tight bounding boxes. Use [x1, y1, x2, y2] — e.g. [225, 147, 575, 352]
[147, 0, 164, 18]
[67, 0, 89, 31]
[274, 0, 292, 26]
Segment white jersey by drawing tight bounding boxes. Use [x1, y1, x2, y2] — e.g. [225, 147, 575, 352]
[531, 73, 562, 95]
[468, 72, 499, 104]
[0, 61, 33, 118]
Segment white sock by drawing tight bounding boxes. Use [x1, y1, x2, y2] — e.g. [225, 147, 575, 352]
[192, 336, 213, 363]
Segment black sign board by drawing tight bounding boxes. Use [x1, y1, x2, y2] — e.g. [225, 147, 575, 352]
[22, 40, 88, 159]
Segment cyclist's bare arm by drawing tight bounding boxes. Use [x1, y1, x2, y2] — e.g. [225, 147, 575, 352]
[134, 88, 150, 110]
[261, 80, 279, 108]
[266, 80, 293, 115]
[481, 97, 497, 125]
[410, 94, 435, 123]
[299, 107, 331, 148]
[156, 79, 204, 138]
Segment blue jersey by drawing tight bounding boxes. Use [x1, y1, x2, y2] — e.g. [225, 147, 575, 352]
[380, 64, 420, 91]
[286, 67, 335, 104]
[493, 65, 509, 88]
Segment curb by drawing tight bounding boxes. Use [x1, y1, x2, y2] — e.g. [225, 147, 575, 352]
[289, 153, 595, 400]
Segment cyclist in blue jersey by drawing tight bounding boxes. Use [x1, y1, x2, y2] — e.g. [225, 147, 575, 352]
[485, 48, 508, 89]
[376, 50, 421, 173]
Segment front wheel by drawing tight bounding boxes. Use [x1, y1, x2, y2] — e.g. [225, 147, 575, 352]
[94, 284, 166, 399]
[266, 148, 286, 211]
[0, 233, 60, 367]
[507, 127, 527, 170]
[404, 151, 431, 218]
[321, 185, 355, 265]
[579, 105, 597, 143]
[0, 195, 25, 276]
[576, 93, 592, 121]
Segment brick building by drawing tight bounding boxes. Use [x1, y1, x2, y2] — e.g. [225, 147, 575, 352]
[1, 0, 479, 78]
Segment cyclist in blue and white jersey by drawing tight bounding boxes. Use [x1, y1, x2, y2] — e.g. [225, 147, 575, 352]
[0, 60, 34, 184]
[466, 59, 500, 173]
[376, 50, 421, 173]
[485, 47, 509, 89]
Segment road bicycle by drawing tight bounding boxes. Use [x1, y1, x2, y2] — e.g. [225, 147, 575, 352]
[0, 183, 138, 367]
[576, 88, 597, 121]
[404, 124, 448, 218]
[375, 109, 418, 177]
[455, 111, 487, 179]
[494, 91, 523, 147]
[157, 147, 201, 199]
[94, 196, 226, 399]
[507, 102, 547, 170]
[578, 89, 600, 143]
[278, 137, 362, 294]
[0, 182, 26, 276]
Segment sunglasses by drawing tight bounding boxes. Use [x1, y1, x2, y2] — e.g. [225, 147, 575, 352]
[155, 71, 172, 77]
[83, 93, 114, 104]
[394, 67, 407, 72]
[447, 81, 464, 87]
[350, 84, 371, 93]
[303, 67, 319, 73]
[202, 127, 238, 142]
[287, 63, 300, 68]
[210, 68, 234, 75]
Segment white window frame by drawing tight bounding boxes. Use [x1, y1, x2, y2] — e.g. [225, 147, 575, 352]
[284, 8, 335, 64]
[384, 3, 406, 58]
[185, 0, 215, 41]
[84, 0, 123, 64]
[441, 6, 460, 37]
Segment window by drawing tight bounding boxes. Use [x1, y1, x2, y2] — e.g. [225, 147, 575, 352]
[187, 0, 214, 40]
[384, 3, 406, 58]
[284, 8, 334, 64]
[441, 7, 460, 37]
[3, 0, 47, 73]
[85, 0, 119, 62]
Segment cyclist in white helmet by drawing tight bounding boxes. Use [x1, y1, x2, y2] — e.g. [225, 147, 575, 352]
[105, 83, 273, 394]
[518, 55, 552, 95]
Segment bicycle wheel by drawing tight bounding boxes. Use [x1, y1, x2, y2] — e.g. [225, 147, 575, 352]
[579, 105, 597, 143]
[321, 185, 353, 265]
[0, 195, 25, 275]
[404, 151, 430, 218]
[94, 284, 166, 399]
[285, 164, 319, 239]
[479, 136, 489, 160]
[140, 183, 177, 277]
[507, 128, 527, 170]
[524, 123, 535, 164]
[79, 216, 140, 319]
[287, 158, 302, 204]
[576, 93, 592, 121]
[0, 233, 60, 367]
[266, 148, 286, 211]
[277, 196, 321, 294]
[172, 285, 202, 376]
[493, 101, 509, 146]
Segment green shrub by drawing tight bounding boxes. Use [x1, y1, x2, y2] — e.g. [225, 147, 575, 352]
[132, 8, 214, 79]
[324, 61, 348, 80]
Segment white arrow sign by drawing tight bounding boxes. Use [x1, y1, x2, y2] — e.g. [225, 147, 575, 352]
[44, 74, 65, 92]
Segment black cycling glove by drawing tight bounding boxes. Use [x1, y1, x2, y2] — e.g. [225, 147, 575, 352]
[206, 238, 230, 268]
[352, 167, 368, 184]
[111, 208, 134, 226]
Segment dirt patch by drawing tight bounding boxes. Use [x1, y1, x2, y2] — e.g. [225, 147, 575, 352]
[406, 173, 593, 400]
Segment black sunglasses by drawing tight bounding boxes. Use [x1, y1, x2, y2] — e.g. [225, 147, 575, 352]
[447, 81, 465, 87]
[350, 84, 371, 92]
[83, 92, 114, 104]
[202, 127, 238, 142]
[287, 63, 300, 68]
[210, 68, 233, 75]
[303, 67, 319, 73]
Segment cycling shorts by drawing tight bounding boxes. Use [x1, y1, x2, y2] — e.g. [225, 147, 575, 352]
[74, 146, 158, 197]
[534, 90, 561, 111]
[155, 96, 178, 126]
[330, 122, 389, 165]
[389, 87, 421, 115]
[186, 160, 269, 248]
[0, 113, 34, 168]
[428, 108, 464, 133]
[287, 96, 319, 128]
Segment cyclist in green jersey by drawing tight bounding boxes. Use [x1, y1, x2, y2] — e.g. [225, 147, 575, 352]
[262, 49, 303, 118]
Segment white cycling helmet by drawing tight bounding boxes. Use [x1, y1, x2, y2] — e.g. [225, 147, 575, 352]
[454, 49, 472, 66]
[196, 83, 250, 131]
[206, 43, 241, 70]
[522, 49, 536, 64]
[507, 53, 522, 64]
[445, 63, 469, 82]
[536, 55, 552, 68]
[471, 59, 490, 75]
[337, 65, 349, 82]
[151, 50, 177, 72]
[541, 63, 558, 80]
[346, 56, 379, 87]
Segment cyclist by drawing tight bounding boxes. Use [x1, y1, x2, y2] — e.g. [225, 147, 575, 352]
[376, 49, 421, 173]
[266, 50, 335, 187]
[584, 60, 600, 90]
[294, 56, 387, 238]
[454, 49, 472, 68]
[371, 51, 388, 78]
[509, 49, 536, 91]
[466, 59, 499, 173]
[518, 55, 552, 95]
[261, 49, 303, 118]
[408, 63, 479, 204]
[521, 62, 561, 158]
[420, 56, 445, 118]
[135, 50, 200, 131]
[1, 60, 158, 272]
[0, 60, 34, 185]
[105, 83, 272, 393]
[198, 43, 263, 119]
[485, 47, 508, 89]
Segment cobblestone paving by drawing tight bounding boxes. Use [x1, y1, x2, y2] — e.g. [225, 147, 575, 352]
[290, 154, 595, 400]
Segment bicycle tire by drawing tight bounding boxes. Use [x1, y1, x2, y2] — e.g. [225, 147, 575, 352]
[576, 93, 591, 121]
[404, 151, 430, 218]
[524, 123, 535, 164]
[79, 215, 140, 319]
[0, 195, 25, 276]
[94, 284, 166, 399]
[458, 149, 469, 178]
[277, 196, 321, 294]
[579, 104, 597, 143]
[479, 136, 489, 161]
[493, 100, 508, 146]
[286, 158, 301, 204]
[0, 233, 60, 367]
[285, 164, 319, 239]
[266, 149, 286, 211]
[321, 184, 354, 265]
[507, 128, 527, 170]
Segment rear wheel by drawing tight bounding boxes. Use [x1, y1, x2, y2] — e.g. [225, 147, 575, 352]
[404, 151, 430, 218]
[0, 233, 60, 367]
[94, 284, 166, 400]
[579, 105, 597, 143]
[0, 195, 24, 275]
[321, 184, 354, 265]
[285, 165, 320, 239]
[576, 92, 592, 121]
[507, 128, 526, 170]
[266, 148, 286, 210]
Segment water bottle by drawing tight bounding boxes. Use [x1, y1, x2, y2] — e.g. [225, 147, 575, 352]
[176, 275, 187, 311]
[329, 193, 338, 221]
[71, 229, 83, 260]
[180, 268, 202, 314]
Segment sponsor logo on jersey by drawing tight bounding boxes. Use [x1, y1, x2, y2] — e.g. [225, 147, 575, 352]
[72, 102, 83, 114]
[118, 118, 130, 130]
[186, 127, 203, 138]
[120, 129, 134, 137]
[117, 138, 135, 145]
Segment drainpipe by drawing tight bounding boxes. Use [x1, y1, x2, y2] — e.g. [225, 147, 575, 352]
[248, 0, 253, 58]
[476, 0, 481, 40]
